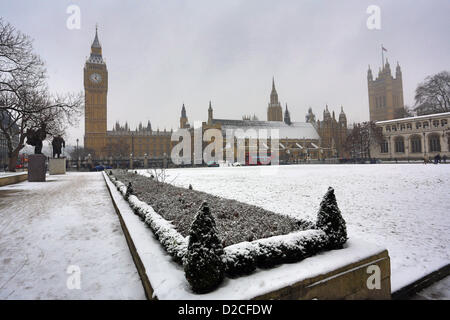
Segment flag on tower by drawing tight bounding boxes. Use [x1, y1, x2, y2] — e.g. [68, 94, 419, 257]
[382, 46, 387, 52]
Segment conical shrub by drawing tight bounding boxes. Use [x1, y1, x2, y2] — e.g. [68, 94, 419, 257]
[125, 182, 133, 200]
[316, 187, 347, 249]
[184, 201, 224, 293]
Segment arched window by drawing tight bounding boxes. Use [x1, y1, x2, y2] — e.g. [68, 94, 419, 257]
[429, 134, 441, 152]
[395, 137, 405, 153]
[410, 136, 422, 153]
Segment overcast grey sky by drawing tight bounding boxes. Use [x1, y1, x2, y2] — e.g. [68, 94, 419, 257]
[2, 0, 449, 145]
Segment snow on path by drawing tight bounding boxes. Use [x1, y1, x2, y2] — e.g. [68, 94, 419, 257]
[0, 172, 145, 299]
[143, 164, 450, 293]
[412, 275, 450, 300]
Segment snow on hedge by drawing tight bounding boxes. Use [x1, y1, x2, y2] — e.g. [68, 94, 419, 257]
[110, 175, 187, 262]
[223, 229, 328, 277]
[115, 170, 305, 247]
[107, 172, 347, 291]
[184, 201, 225, 293]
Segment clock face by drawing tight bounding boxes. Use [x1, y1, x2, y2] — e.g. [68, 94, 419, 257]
[90, 73, 102, 83]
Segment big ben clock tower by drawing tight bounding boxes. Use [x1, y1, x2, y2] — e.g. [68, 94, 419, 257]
[84, 26, 108, 156]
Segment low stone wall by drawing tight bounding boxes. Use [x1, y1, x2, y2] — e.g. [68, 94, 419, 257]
[254, 250, 390, 300]
[0, 172, 28, 187]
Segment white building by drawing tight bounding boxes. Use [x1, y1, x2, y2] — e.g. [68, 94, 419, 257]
[372, 112, 450, 160]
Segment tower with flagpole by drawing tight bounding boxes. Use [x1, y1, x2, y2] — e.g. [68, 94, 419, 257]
[367, 45, 404, 122]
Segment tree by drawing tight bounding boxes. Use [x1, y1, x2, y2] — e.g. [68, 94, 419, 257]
[344, 122, 383, 161]
[68, 146, 95, 160]
[414, 71, 450, 115]
[396, 105, 415, 118]
[316, 187, 347, 249]
[184, 201, 224, 293]
[102, 140, 130, 159]
[0, 19, 82, 171]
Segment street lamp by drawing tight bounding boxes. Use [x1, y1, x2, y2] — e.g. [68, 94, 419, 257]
[76, 138, 79, 170]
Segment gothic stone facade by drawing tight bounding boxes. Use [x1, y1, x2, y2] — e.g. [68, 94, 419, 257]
[84, 29, 173, 159]
[367, 59, 404, 122]
[311, 106, 348, 159]
[368, 54, 450, 160]
[371, 112, 450, 160]
[84, 30, 347, 162]
[198, 81, 329, 163]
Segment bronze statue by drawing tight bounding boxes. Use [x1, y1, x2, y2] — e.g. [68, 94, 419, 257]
[26, 124, 47, 154]
[52, 135, 65, 158]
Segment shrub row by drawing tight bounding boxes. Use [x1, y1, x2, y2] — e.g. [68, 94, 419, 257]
[108, 173, 347, 291]
[222, 229, 329, 277]
[110, 175, 188, 263]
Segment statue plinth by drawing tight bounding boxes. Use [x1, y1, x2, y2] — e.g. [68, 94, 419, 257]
[49, 158, 66, 175]
[28, 154, 46, 182]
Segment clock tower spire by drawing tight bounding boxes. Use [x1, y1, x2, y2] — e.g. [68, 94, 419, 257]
[84, 26, 108, 157]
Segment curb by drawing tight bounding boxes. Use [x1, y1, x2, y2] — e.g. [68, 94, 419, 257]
[0, 172, 28, 187]
[102, 172, 155, 300]
[392, 264, 450, 300]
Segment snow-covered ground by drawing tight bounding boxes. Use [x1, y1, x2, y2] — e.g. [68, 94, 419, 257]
[142, 164, 450, 292]
[0, 172, 145, 299]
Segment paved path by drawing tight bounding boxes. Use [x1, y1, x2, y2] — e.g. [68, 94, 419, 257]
[411, 276, 450, 300]
[0, 172, 145, 299]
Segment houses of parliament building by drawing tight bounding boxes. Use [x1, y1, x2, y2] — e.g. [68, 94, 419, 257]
[84, 28, 349, 162]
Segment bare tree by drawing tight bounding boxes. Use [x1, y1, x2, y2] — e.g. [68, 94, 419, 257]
[147, 168, 168, 183]
[396, 104, 415, 118]
[68, 146, 95, 160]
[0, 19, 82, 171]
[103, 140, 130, 159]
[344, 122, 383, 161]
[414, 71, 450, 115]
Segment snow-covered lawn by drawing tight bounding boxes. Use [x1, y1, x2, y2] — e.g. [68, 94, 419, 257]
[144, 163, 450, 292]
[0, 172, 145, 299]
